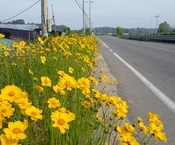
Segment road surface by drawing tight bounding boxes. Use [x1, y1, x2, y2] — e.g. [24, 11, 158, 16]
[97, 35, 175, 145]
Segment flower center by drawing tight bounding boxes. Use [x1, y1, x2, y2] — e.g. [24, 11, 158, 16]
[2, 109, 7, 113]
[13, 128, 21, 134]
[31, 111, 37, 115]
[58, 119, 65, 125]
[51, 102, 56, 105]
[0, 98, 3, 102]
[9, 91, 15, 96]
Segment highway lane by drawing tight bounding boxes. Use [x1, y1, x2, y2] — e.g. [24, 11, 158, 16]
[97, 35, 175, 145]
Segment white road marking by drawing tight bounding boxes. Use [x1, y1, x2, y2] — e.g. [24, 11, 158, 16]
[109, 49, 113, 51]
[100, 39, 175, 114]
[98, 39, 109, 48]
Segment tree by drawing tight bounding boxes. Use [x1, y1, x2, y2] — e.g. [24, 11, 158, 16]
[85, 28, 91, 35]
[116, 27, 125, 37]
[64, 27, 71, 35]
[172, 29, 175, 33]
[6, 19, 25, 24]
[157, 21, 170, 33]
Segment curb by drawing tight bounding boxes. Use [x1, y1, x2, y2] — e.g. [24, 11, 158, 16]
[92, 53, 117, 96]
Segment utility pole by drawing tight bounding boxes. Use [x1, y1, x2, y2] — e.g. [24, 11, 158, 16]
[88, 0, 94, 33]
[155, 15, 160, 34]
[82, 0, 85, 34]
[41, 0, 48, 37]
[51, 4, 56, 32]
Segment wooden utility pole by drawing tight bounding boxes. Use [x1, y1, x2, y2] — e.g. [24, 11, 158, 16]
[41, 0, 48, 37]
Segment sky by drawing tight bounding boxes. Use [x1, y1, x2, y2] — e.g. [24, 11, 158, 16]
[0, 0, 175, 30]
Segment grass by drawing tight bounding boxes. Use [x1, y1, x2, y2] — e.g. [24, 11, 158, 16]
[0, 33, 167, 145]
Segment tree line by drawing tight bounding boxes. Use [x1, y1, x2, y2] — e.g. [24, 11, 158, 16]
[1, 19, 175, 36]
[116, 21, 175, 37]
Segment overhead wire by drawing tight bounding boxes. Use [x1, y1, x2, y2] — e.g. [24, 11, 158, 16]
[75, 0, 83, 11]
[74, 0, 89, 20]
[93, 16, 155, 23]
[1, 0, 40, 22]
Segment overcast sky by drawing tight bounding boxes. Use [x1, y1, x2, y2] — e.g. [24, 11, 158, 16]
[1, 0, 175, 30]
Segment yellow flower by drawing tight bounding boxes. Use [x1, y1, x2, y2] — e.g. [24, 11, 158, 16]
[53, 56, 58, 60]
[114, 79, 118, 85]
[22, 91, 29, 98]
[40, 56, 46, 64]
[0, 101, 14, 129]
[95, 113, 102, 122]
[89, 76, 98, 85]
[25, 106, 43, 121]
[0, 85, 23, 102]
[4, 51, 9, 56]
[51, 110, 75, 134]
[116, 126, 140, 145]
[3, 121, 28, 141]
[28, 69, 34, 75]
[101, 74, 110, 83]
[116, 126, 130, 137]
[47, 97, 61, 108]
[15, 98, 32, 110]
[68, 67, 74, 74]
[117, 135, 139, 145]
[123, 121, 137, 134]
[0, 103, 14, 119]
[57, 107, 75, 121]
[148, 112, 163, 128]
[35, 85, 44, 93]
[51, 111, 69, 134]
[77, 77, 90, 95]
[138, 122, 148, 134]
[57, 71, 66, 77]
[41, 76, 52, 87]
[149, 122, 167, 142]
[81, 67, 85, 72]
[0, 134, 19, 145]
[148, 112, 160, 122]
[11, 62, 17, 66]
[52, 85, 65, 95]
[0, 33, 5, 38]
[58, 74, 77, 91]
[113, 103, 128, 118]
[137, 117, 148, 134]
[33, 77, 38, 81]
[19, 41, 26, 48]
[37, 37, 44, 45]
[82, 100, 91, 108]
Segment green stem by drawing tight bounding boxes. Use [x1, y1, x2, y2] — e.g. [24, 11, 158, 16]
[144, 134, 153, 144]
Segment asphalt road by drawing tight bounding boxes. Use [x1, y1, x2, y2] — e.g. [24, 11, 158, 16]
[97, 35, 175, 145]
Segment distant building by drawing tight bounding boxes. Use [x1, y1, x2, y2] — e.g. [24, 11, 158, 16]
[0, 24, 41, 41]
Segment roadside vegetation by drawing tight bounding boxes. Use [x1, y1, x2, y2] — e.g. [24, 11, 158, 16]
[0, 33, 167, 145]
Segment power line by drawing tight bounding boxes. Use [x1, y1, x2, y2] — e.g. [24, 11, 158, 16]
[93, 16, 155, 22]
[74, 0, 89, 33]
[75, 0, 83, 11]
[74, 0, 88, 19]
[1, 0, 40, 22]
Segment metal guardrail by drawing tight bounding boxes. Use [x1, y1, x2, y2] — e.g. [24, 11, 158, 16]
[123, 35, 175, 42]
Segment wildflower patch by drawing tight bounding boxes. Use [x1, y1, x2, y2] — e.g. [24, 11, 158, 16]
[0, 33, 167, 144]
